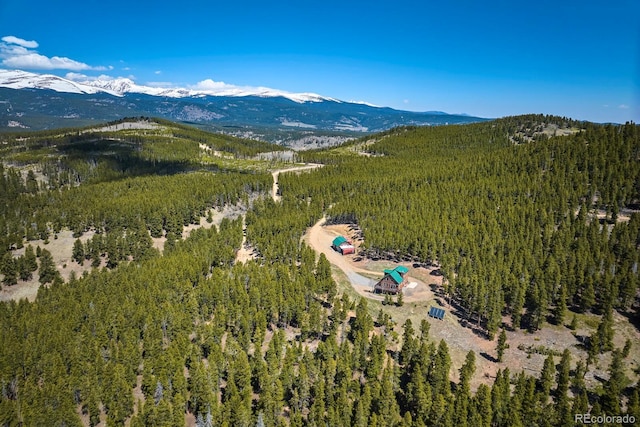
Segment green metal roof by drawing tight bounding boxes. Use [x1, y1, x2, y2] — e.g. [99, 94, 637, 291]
[332, 236, 347, 246]
[394, 266, 409, 274]
[383, 269, 404, 285]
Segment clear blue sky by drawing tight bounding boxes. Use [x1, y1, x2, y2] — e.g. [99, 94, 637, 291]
[1, 0, 638, 123]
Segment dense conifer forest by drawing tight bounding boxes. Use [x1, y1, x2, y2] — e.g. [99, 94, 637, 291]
[0, 115, 638, 426]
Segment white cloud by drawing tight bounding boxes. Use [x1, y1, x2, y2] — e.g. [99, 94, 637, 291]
[66, 72, 120, 82]
[618, 104, 629, 109]
[65, 72, 136, 83]
[0, 35, 106, 71]
[154, 70, 162, 75]
[192, 78, 233, 90]
[3, 53, 93, 71]
[1, 36, 38, 49]
[65, 72, 89, 80]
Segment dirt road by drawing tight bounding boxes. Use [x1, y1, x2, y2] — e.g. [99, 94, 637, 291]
[235, 214, 255, 263]
[235, 163, 323, 263]
[304, 217, 384, 298]
[271, 164, 323, 202]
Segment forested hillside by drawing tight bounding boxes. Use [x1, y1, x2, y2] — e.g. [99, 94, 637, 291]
[290, 116, 640, 337]
[0, 115, 639, 426]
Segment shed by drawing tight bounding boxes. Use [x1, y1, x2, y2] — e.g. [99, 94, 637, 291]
[374, 265, 409, 294]
[332, 235, 355, 255]
[332, 236, 348, 248]
[428, 306, 445, 320]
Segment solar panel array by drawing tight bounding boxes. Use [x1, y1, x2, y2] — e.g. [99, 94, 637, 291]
[428, 306, 445, 320]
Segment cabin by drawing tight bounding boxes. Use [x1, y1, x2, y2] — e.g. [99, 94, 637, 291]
[374, 265, 409, 294]
[428, 306, 445, 320]
[332, 236, 355, 255]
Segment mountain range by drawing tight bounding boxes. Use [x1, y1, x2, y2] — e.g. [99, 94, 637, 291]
[0, 69, 488, 144]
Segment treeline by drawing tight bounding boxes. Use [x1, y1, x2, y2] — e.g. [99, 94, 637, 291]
[286, 120, 640, 337]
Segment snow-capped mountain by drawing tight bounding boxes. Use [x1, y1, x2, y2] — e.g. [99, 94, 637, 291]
[0, 69, 335, 103]
[0, 69, 120, 96]
[0, 68, 488, 140]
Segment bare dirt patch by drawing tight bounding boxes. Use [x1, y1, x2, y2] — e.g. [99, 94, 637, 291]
[93, 121, 160, 132]
[235, 215, 256, 264]
[1, 229, 97, 302]
[151, 204, 248, 253]
[181, 205, 246, 240]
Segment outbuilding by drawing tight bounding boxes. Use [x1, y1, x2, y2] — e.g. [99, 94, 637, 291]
[332, 236, 355, 255]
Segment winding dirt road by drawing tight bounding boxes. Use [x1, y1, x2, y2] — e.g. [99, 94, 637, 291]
[235, 163, 324, 264]
[271, 164, 324, 202]
[268, 163, 384, 298]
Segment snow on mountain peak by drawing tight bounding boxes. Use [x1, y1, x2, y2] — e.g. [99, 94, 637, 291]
[0, 68, 337, 104]
[0, 69, 121, 96]
[88, 77, 136, 94]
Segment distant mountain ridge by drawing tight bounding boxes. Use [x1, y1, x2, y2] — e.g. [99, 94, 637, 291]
[0, 69, 339, 103]
[0, 68, 489, 142]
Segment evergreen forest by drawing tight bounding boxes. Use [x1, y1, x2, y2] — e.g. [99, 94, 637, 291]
[0, 115, 639, 426]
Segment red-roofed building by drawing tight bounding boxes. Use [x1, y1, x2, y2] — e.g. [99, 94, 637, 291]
[332, 235, 355, 255]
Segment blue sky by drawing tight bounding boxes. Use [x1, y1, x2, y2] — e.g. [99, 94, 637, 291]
[0, 0, 638, 123]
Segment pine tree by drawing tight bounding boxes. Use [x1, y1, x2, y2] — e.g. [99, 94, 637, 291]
[568, 314, 578, 330]
[474, 384, 492, 427]
[594, 303, 615, 353]
[603, 349, 626, 415]
[23, 244, 38, 272]
[1, 253, 17, 286]
[396, 291, 404, 307]
[72, 238, 85, 264]
[554, 349, 571, 425]
[579, 278, 596, 312]
[555, 349, 570, 397]
[622, 338, 632, 358]
[17, 256, 32, 281]
[378, 367, 402, 426]
[419, 319, 430, 344]
[315, 253, 333, 297]
[538, 355, 554, 403]
[552, 284, 567, 325]
[429, 340, 452, 397]
[496, 329, 508, 362]
[628, 388, 640, 420]
[400, 319, 417, 366]
[454, 351, 476, 427]
[38, 248, 57, 284]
